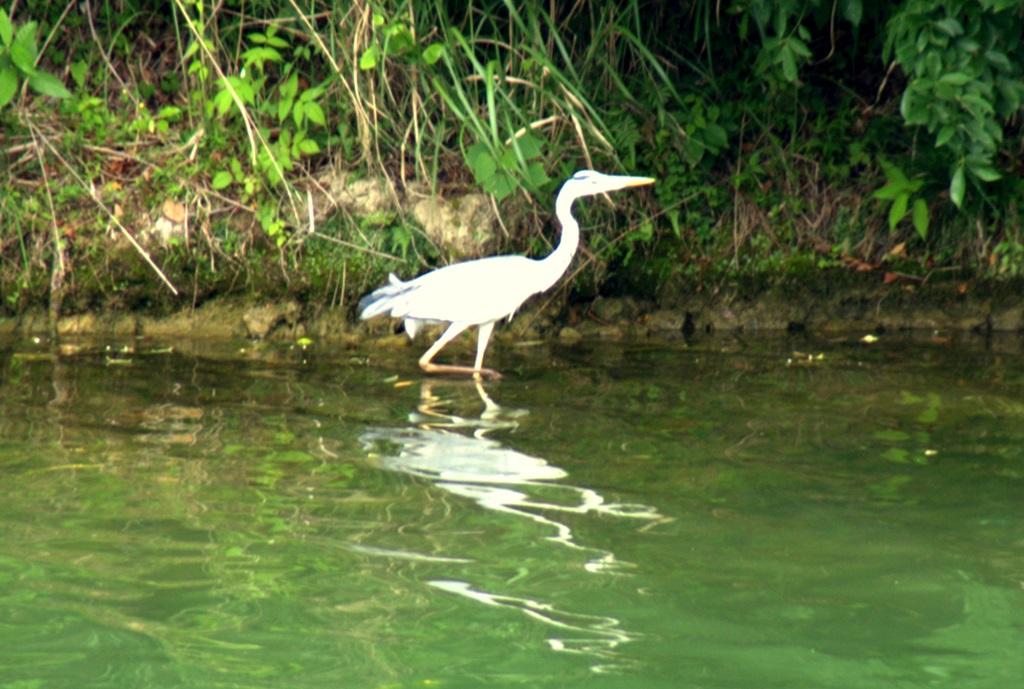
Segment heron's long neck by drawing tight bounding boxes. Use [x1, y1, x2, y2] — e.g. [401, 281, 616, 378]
[535, 192, 580, 291]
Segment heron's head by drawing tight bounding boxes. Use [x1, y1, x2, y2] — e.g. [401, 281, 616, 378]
[563, 169, 655, 198]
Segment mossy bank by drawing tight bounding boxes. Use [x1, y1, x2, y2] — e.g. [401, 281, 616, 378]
[2, 274, 1021, 351]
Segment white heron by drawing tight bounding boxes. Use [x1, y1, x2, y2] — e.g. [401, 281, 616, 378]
[358, 169, 655, 379]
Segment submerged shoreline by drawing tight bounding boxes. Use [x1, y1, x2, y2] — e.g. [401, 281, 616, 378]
[1, 278, 1021, 344]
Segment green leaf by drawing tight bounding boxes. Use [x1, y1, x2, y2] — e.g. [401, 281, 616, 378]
[898, 391, 923, 405]
[939, 72, 971, 86]
[498, 145, 518, 170]
[421, 42, 445, 65]
[358, 45, 379, 70]
[10, 21, 38, 73]
[183, 41, 200, 62]
[911, 199, 929, 240]
[214, 77, 254, 113]
[681, 137, 705, 167]
[882, 447, 909, 464]
[788, 36, 812, 59]
[950, 165, 965, 208]
[961, 93, 994, 116]
[211, 170, 233, 190]
[525, 161, 550, 189]
[27, 71, 70, 99]
[888, 193, 908, 231]
[969, 164, 1001, 182]
[0, 66, 17, 107]
[69, 60, 89, 89]
[157, 105, 182, 120]
[0, 10, 13, 47]
[234, 77, 255, 104]
[914, 30, 929, 55]
[963, 119, 995, 150]
[879, 158, 910, 187]
[298, 85, 325, 102]
[466, 143, 496, 183]
[985, 49, 1011, 71]
[899, 88, 928, 124]
[279, 72, 298, 100]
[935, 124, 956, 147]
[705, 123, 728, 150]
[666, 209, 682, 238]
[779, 44, 797, 82]
[956, 37, 980, 54]
[516, 132, 543, 159]
[297, 138, 320, 155]
[842, 0, 863, 26]
[934, 17, 964, 37]
[917, 404, 939, 424]
[466, 142, 490, 167]
[772, 6, 787, 36]
[213, 88, 233, 117]
[242, 46, 282, 68]
[304, 101, 326, 127]
[277, 95, 293, 123]
[487, 170, 516, 200]
[872, 183, 902, 201]
[934, 82, 956, 102]
[997, 80, 1021, 113]
[384, 25, 414, 55]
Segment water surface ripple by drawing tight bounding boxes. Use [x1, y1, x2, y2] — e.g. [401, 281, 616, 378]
[1, 334, 1022, 688]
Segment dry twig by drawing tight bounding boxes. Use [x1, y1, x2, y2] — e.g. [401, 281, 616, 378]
[31, 125, 180, 295]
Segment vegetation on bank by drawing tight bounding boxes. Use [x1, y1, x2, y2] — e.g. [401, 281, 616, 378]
[1, 1, 1023, 320]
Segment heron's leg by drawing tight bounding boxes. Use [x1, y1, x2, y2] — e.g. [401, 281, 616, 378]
[471, 321, 500, 380]
[418, 322, 468, 371]
[417, 322, 502, 379]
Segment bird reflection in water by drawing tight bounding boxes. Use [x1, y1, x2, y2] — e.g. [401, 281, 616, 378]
[359, 380, 665, 671]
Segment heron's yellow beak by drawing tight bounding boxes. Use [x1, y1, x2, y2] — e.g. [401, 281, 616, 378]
[612, 175, 655, 189]
[593, 172, 656, 203]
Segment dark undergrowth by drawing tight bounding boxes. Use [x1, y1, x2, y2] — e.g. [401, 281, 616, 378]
[2, 1, 1023, 321]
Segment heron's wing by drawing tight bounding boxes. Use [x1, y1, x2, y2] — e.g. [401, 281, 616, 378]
[358, 273, 409, 318]
[359, 256, 540, 325]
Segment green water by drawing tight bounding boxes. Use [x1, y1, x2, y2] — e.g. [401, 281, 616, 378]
[1, 334, 1022, 689]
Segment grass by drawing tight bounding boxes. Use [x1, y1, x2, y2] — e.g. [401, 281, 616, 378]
[1, 0, 1022, 322]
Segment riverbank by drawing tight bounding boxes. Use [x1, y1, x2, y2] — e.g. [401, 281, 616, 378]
[2, 275, 1021, 346]
[5, 1, 1024, 353]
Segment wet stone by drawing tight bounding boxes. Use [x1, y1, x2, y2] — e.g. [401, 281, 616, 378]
[645, 309, 685, 333]
[243, 301, 301, 340]
[589, 296, 643, 323]
[558, 326, 582, 342]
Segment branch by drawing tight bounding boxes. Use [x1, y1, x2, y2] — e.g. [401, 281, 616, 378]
[31, 124, 180, 296]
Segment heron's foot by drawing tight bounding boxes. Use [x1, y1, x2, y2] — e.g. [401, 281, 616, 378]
[420, 362, 503, 380]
